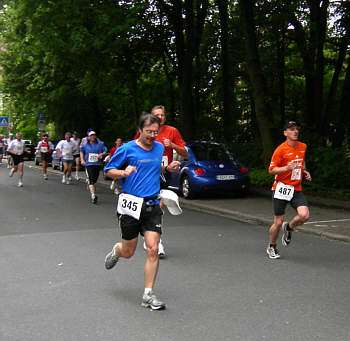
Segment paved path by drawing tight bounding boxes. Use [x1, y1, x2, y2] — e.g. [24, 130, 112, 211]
[24, 161, 350, 244]
[1, 165, 350, 341]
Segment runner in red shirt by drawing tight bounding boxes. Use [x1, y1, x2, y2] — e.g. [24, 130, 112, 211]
[266, 121, 312, 260]
[35, 133, 54, 180]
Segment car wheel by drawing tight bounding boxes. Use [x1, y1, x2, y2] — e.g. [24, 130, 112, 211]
[181, 175, 195, 199]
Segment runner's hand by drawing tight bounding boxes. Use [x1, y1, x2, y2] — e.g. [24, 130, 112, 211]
[123, 166, 137, 177]
[303, 170, 312, 181]
[163, 138, 172, 148]
[81, 160, 85, 167]
[286, 161, 296, 171]
[167, 161, 181, 172]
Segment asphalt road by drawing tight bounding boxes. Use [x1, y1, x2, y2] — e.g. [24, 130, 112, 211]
[1, 166, 350, 341]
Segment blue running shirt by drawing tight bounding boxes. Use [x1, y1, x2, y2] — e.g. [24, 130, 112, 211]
[104, 140, 164, 198]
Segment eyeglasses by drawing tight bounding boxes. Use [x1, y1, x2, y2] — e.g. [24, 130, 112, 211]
[144, 130, 159, 136]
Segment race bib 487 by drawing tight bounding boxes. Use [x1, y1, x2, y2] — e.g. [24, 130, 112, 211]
[274, 182, 294, 201]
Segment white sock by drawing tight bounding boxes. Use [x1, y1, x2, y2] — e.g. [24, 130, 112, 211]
[144, 288, 153, 296]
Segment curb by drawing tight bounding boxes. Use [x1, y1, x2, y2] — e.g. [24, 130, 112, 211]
[179, 199, 350, 244]
[26, 162, 350, 244]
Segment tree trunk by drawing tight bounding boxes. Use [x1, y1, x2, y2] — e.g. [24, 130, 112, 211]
[332, 53, 350, 148]
[239, 0, 273, 164]
[217, 0, 234, 142]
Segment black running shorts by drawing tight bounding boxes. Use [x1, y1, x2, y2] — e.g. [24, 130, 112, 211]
[86, 165, 100, 185]
[12, 154, 24, 166]
[272, 190, 308, 216]
[118, 204, 163, 240]
[41, 152, 51, 163]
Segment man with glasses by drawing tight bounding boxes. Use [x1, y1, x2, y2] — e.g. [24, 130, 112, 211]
[266, 121, 312, 260]
[135, 105, 187, 257]
[104, 113, 180, 310]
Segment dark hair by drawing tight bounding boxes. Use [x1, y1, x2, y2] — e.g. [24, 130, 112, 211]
[42, 133, 48, 137]
[138, 113, 161, 130]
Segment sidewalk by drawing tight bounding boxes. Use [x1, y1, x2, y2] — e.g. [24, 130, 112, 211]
[27, 162, 350, 244]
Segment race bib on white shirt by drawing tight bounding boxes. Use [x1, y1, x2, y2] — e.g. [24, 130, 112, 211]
[40, 147, 48, 153]
[88, 153, 99, 163]
[291, 168, 301, 181]
[117, 193, 143, 220]
[16, 145, 24, 154]
[63, 152, 73, 160]
[162, 156, 168, 167]
[274, 182, 294, 201]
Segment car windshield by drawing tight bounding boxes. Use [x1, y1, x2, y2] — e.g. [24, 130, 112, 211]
[191, 144, 233, 161]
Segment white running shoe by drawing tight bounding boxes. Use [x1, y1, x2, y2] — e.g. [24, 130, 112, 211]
[18, 181, 23, 187]
[158, 240, 166, 258]
[68, 176, 72, 181]
[66, 179, 70, 185]
[110, 180, 116, 190]
[43, 174, 48, 180]
[62, 175, 66, 184]
[9, 169, 14, 177]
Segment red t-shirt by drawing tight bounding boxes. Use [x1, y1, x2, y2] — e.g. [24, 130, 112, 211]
[134, 124, 186, 164]
[269, 141, 307, 191]
[109, 146, 117, 156]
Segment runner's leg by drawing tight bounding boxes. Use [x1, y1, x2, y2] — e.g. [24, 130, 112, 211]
[143, 231, 160, 289]
[289, 206, 309, 228]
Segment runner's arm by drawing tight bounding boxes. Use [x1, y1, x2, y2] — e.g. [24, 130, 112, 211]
[106, 166, 137, 180]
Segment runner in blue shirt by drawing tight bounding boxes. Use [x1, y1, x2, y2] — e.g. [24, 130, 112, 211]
[80, 131, 107, 204]
[104, 113, 180, 310]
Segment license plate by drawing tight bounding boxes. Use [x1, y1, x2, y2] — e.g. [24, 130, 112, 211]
[216, 175, 235, 180]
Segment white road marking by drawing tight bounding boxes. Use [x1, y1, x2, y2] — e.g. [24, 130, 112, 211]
[305, 219, 350, 225]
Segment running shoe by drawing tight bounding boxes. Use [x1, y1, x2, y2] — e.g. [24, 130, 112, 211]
[66, 179, 70, 185]
[142, 293, 166, 310]
[17, 181, 23, 187]
[62, 176, 66, 184]
[9, 169, 14, 177]
[158, 240, 166, 258]
[105, 245, 119, 270]
[68, 176, 72, 181]
[110, 180, 115, 190]
[91, 195, 98, 204]
[44, 174, 48, 180]
[281, 222, 292, 246]
[266, 245, 280, 259]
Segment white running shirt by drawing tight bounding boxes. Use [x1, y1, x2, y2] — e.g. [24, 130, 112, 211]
[8, 139, 25, 155]
[56, 140, 76, 160]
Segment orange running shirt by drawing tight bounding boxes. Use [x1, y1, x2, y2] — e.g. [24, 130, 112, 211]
[269, 141, 307, 191]
[134, 125, 186, 164]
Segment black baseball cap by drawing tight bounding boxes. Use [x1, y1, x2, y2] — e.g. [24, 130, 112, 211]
[283, 121, 298, 130]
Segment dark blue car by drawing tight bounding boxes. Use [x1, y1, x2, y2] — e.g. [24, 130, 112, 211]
[166, 141, 250, 199]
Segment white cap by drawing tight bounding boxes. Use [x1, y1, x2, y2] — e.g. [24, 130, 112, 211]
[159, 189, 182, 215]
[88, 131, 96, 136]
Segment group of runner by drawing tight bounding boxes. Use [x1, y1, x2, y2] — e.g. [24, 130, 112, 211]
[1, 106, 312, 310]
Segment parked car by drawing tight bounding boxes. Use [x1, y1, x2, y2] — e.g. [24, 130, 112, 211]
[23, 140, 35, 160]
[165, 141, 250, 199]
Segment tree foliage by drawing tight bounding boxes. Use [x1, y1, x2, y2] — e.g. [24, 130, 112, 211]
[0, 0, 349, 183]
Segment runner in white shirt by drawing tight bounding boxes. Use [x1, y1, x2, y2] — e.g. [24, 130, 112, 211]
[71, 131, 81, 180]
[36, 133, 54, 180]
[7, 133, 29, 187]
[0, 134, 5, 166]
[5, 133, 14, 168]
[56, 132, 76, 185]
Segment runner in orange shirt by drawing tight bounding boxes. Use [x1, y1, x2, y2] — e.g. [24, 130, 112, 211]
[266, 121, 312, 259]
